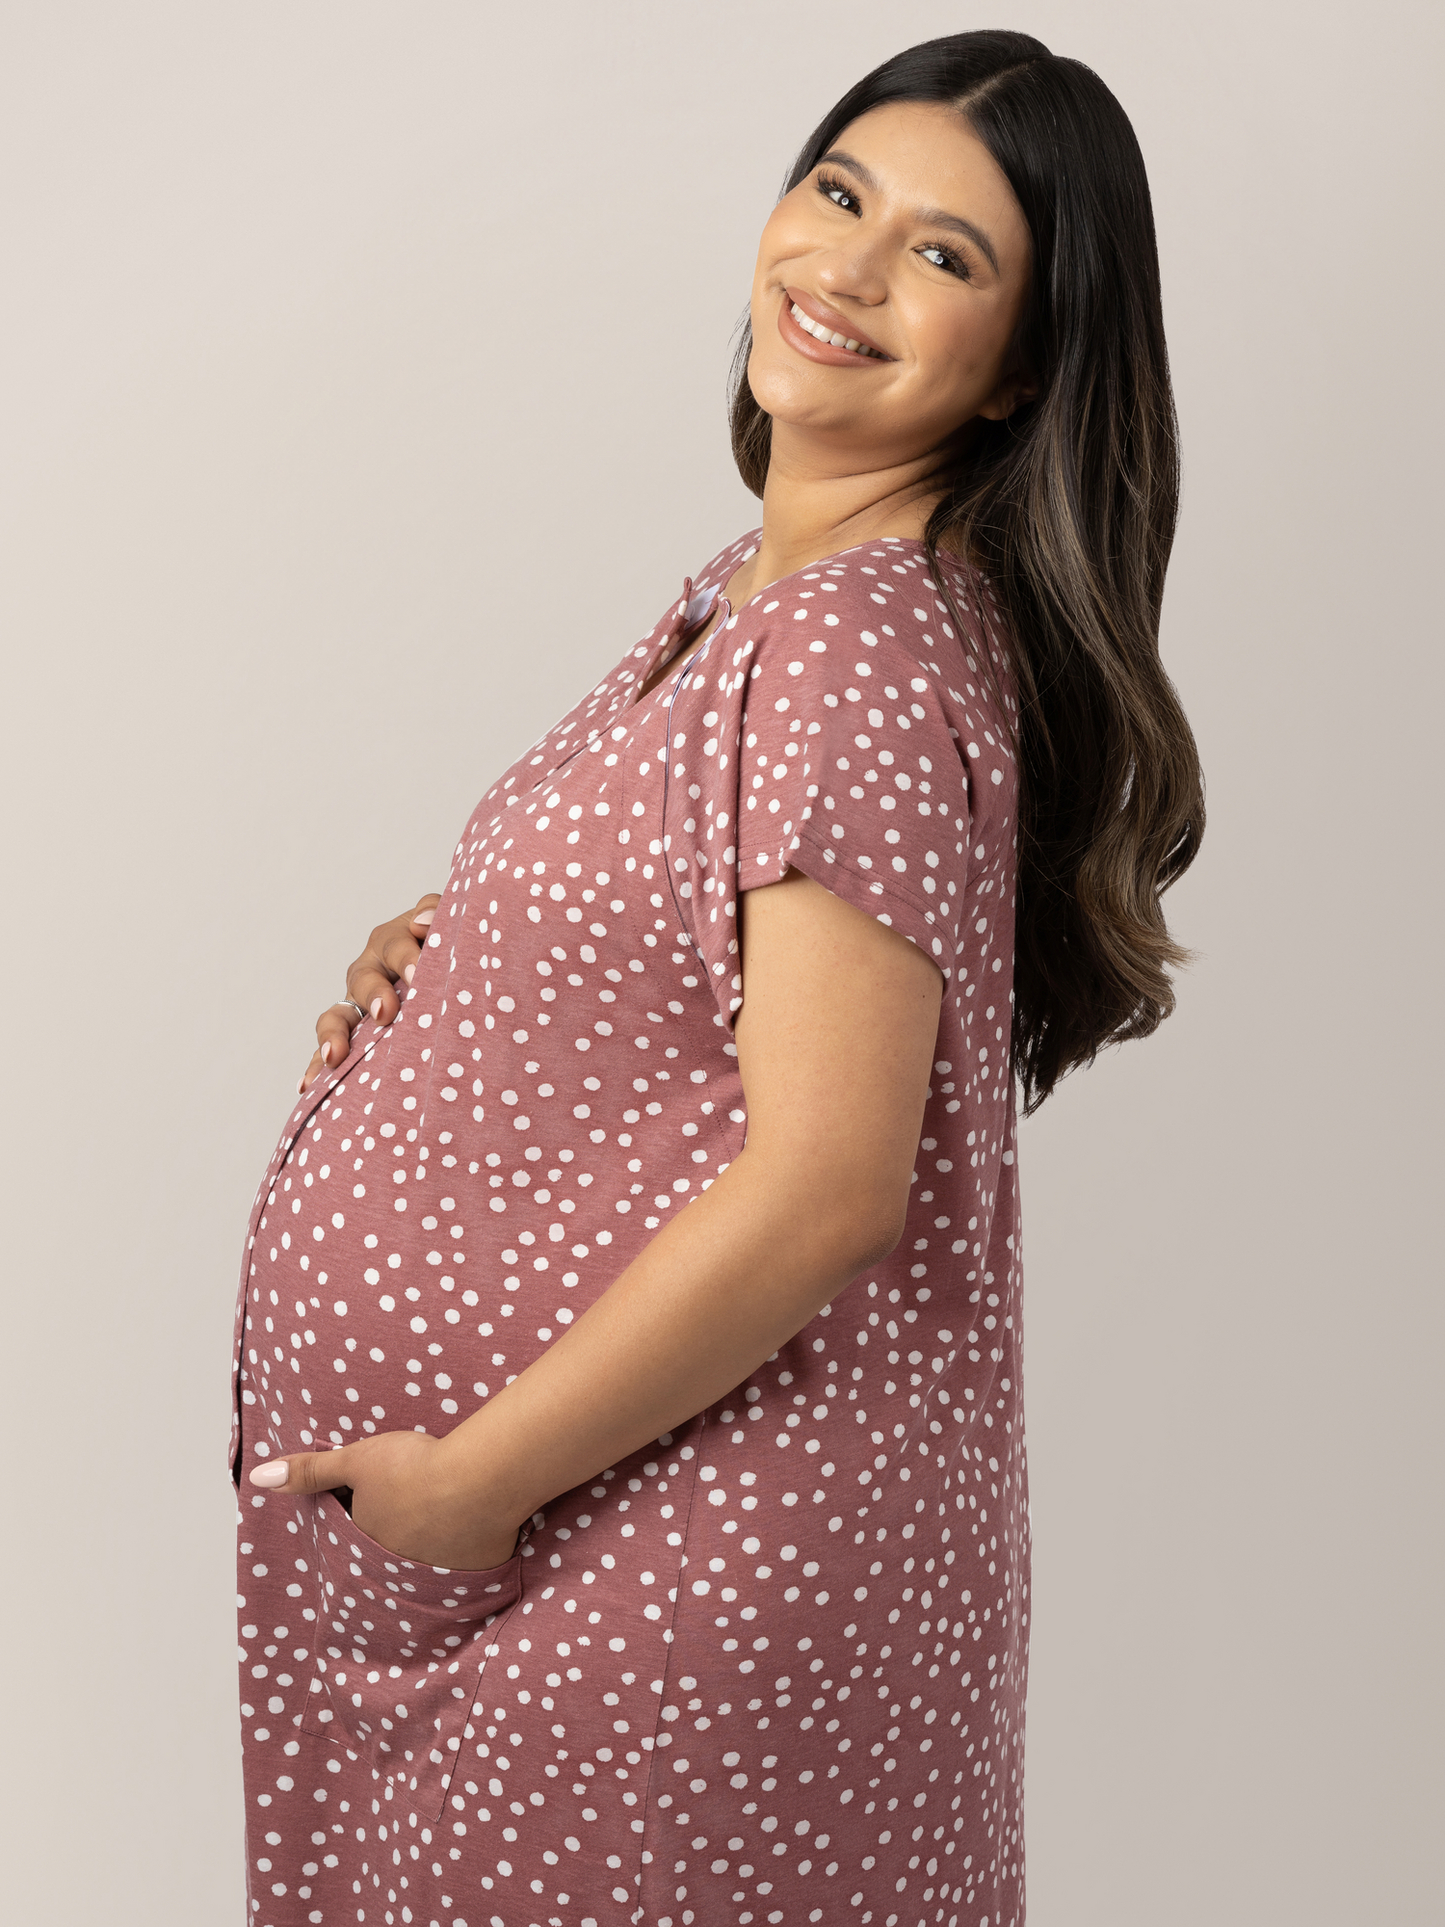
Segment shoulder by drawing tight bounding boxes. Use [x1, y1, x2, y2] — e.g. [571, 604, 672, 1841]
[732, 539, 1010, 723]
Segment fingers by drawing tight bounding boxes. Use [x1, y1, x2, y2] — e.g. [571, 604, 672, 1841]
[375, 913, 434, 980]
[347, 969, 400, 1029]
[346, 949, 409, 1026]
[248, 1449, 352, 1495]
[345, 894, 443, 1017]
[401, 893, 441, 984]
[300, 892, 445, 1095]
[318, 999, 360, 1058]
[299, 1003, 362, 1094]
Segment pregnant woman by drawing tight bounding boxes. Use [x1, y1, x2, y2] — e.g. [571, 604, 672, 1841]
[231, 32, 1202, 1927]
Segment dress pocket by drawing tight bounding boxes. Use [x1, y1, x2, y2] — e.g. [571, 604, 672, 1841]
[300, 1495, 526, 1819]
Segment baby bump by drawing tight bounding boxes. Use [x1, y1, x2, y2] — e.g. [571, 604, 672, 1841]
[239, 1239, 494, 1456]
[239, 1092, 505, 1454]
[240, 1058, 622, 1460]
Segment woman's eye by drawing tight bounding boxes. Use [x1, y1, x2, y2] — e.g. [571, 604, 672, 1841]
[822, 181, 858, 212]
[920, 245, 956, 272]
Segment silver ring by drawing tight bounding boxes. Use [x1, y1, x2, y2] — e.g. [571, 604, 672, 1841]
[337, 997, 364, 1016]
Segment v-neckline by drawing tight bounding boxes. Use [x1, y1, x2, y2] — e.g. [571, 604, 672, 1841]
[628, 584, 730, 710]
[627, 530, 942, 712]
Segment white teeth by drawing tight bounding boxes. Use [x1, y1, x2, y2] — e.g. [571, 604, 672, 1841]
[790, 301, 880, 357]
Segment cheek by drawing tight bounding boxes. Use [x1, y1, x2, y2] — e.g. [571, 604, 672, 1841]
[915, 308, 1002, 392]
[755, 200, 817, 282]
[747, 282, 783, 368]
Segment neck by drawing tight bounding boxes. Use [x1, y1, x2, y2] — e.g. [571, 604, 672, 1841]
[733, 424, 947, 605]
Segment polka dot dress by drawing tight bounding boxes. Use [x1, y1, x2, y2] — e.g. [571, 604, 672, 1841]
[231, 533, 1027, 1927]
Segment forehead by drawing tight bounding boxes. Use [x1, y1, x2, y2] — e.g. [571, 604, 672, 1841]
[828, 100, 1031, 258]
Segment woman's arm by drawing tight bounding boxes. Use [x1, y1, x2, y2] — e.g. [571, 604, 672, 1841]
[254, 869, 944, 1570]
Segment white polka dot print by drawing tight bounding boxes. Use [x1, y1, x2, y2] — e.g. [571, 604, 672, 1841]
[230, 532, 1026, 1927]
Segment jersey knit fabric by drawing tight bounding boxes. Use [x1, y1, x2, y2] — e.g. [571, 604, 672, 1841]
[231, 531, 1028, 1927]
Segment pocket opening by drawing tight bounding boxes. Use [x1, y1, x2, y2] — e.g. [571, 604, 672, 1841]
[298, 1495, 528, 1820]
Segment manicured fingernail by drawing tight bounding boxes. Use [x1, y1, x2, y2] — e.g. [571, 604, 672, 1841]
[414, 909, 435, 926]
[320, 1041, 333, 1066]
[403, 964, 416, 985]
[249, 1461, 289, 1488]
[370, 997, 383, 1019]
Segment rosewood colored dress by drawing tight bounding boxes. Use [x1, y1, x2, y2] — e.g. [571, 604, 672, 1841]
[231, 532, 1028, 1927]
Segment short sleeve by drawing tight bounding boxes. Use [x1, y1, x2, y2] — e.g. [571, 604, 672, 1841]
[661, 600, 985, 1025]
[734, 636, 974, 977]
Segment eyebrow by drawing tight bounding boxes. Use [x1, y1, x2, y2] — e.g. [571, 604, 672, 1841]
[817, 147, 1001, 275]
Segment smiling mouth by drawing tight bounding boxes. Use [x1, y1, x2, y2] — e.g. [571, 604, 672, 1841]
[788, 301, 887, 358]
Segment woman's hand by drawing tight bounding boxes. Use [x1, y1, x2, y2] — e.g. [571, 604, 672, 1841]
[298, 893, 441, 1093]
[247, 1430, 522, 1573]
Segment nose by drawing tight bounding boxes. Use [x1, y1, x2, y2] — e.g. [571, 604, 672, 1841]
[814, 238, 889, 309]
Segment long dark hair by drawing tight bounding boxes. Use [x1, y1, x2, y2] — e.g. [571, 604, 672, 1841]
[730, 31, 1205, 1112]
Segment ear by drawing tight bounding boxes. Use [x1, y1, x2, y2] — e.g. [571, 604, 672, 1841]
[976, 370, 1040, 423]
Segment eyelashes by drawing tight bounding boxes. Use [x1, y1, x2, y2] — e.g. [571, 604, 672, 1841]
[814, 170, 974, 281]
[918, 241, 970, 278]
[817, 169, 863, 215]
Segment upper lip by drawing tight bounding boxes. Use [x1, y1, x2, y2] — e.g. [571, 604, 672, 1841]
[785, 287, 892, 359]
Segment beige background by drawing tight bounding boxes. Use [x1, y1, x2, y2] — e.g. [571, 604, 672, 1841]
[2, 2, 1439, 1919]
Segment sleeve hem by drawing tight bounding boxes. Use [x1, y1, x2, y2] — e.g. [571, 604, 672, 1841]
[738, 825, 954, 954]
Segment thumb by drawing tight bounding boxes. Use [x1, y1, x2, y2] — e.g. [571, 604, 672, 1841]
[247, 1449, 352, 1495]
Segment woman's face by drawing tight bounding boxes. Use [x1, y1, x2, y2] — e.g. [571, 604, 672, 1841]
[747, 101, 1037, 471]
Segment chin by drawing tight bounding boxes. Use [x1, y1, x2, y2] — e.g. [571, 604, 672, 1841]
[746, 349, 862, 431]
